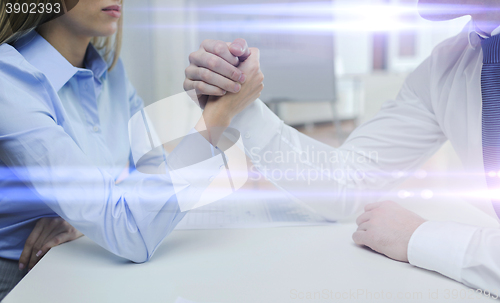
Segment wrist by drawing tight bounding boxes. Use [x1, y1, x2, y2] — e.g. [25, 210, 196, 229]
[195, 108, 231, 147]
[202, 107, 232, 129]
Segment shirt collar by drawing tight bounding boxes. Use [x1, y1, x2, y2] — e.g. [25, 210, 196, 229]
[13, 30, 108, 92]
[84, 42, 108, 83]
[468, 20, 500, 50]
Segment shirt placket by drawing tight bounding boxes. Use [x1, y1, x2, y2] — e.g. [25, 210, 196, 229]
[77, 70, 101, 134]
[76, 70, 115, 169]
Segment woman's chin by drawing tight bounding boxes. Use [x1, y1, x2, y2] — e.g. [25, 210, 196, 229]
[94, 23, 118, 37]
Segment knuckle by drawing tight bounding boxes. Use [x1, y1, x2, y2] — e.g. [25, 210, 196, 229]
[213, 42, 226, 56]
[54, 236, 62, 245]
[195, 81, 205, 93]
[188, 52, 196, 63]
[355, 216, 362, 225]
[200, 69, 211, 82]
[201, 39, 211, 47]
[206, 57, 219, 70]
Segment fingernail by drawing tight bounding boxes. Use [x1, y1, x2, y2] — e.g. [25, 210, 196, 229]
[36, 250, 42, 257]
[19, 263, 25, 270]
[232, 44, 243, 53]
[239, 73, 246, 83]
[234, 83, 241, 93]
[222, 90, 227, 95]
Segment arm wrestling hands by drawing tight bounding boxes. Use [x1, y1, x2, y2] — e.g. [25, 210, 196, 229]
[184, 39, 263, 145]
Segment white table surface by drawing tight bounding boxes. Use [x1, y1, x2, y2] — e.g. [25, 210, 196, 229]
[4, 195, 500, 303]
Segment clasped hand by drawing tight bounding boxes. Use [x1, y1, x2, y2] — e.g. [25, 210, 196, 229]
[184, 38, 264, 132]
[353, 201, 426, 262]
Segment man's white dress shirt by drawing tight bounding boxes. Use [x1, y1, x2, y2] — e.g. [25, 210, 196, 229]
[230, 21, 500, 293]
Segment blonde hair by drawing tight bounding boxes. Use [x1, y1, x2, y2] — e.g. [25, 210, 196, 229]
[0, 0, 122, 70]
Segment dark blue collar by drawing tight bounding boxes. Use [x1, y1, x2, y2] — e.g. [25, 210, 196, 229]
[481, 34, 500, 64]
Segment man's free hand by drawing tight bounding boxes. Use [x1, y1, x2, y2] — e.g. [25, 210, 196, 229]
[352, 201, 427, 262]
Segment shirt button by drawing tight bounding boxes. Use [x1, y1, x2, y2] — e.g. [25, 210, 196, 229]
[93, 125, 99, 132]
[244, 132, 251, 139]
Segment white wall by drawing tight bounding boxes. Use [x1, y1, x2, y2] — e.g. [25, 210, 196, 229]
[120, 0, 156, 105]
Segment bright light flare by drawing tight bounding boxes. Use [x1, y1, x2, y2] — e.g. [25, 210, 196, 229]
[420, 189, 434, 199]
[130, 2, 477, 33]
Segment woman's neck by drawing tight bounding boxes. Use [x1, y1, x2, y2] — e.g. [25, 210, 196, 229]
[37, 21, 91, 68]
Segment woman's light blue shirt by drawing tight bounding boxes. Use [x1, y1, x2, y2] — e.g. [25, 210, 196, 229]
[0, 31, 219, 262]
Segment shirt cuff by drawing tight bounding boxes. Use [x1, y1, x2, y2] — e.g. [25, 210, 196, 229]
[408, 221, 480, 282]
[229, 98, 282, 151]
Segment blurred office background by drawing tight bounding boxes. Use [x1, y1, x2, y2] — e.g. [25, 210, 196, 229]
[120, 0, 469, 128]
